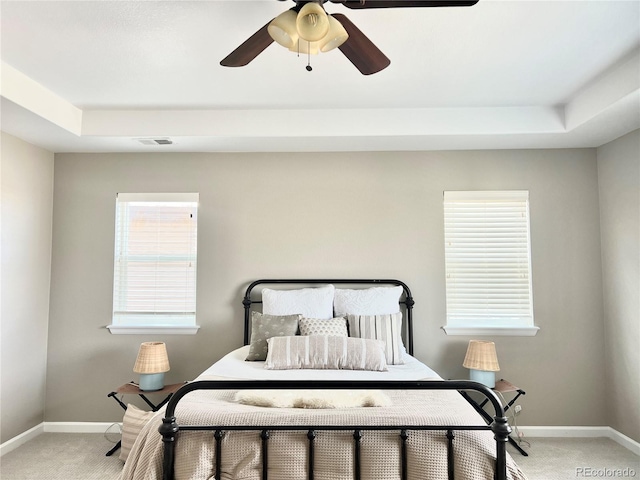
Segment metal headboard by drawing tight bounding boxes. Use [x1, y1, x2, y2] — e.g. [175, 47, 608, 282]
[242, 279, 415, 355]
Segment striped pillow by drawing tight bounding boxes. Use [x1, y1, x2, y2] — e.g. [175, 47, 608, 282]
[265, 335, 388, 371]
[347, 312, 405, 365]
[119, 404, 154, 461]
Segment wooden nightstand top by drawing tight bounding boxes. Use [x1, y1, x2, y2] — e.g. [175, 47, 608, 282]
[115, 381, 187, 395]
[493, 379, 522, 394]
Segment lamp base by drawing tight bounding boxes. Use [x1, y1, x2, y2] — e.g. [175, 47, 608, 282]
[138, 373, 165, 391]
[469, 369, 496, 388]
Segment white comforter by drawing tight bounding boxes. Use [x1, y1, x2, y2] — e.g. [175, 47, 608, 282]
[120, 347, 527, 480]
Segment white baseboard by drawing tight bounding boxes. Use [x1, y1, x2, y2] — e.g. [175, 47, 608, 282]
[519, 426, 640, 455]
[0, 423, 44, 457]
[610, 429, 640, 456]
[43, 422, 119, 433]
[3, 423, 638, 457]
[518, 426, 611, 437]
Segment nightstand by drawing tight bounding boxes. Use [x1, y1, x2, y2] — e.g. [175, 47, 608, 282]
[459, 379, 528, 456]
[106, 381, 186, 456]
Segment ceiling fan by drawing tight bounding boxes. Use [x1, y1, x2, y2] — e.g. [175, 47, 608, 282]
[220, 0, 479, 75]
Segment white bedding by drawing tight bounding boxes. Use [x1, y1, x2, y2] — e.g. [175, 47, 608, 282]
[197, 345, 442, 381]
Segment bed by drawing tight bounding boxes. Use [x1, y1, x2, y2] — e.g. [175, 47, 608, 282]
[120, 279, 527, 480]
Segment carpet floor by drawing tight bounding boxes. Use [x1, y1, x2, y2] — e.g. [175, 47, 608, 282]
[512, 437, 638, 479]
[0, 433, 638, 479]
[1, 433, 123, 479]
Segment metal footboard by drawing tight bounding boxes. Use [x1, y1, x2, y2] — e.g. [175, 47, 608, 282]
[159, 379, 511, 480]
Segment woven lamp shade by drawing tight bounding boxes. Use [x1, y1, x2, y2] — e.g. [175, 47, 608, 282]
[133, 342, 170, 374]
[462, 340, 500, 372]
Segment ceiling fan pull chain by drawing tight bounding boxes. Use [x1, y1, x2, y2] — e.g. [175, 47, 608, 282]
[306, 41, 313, 71]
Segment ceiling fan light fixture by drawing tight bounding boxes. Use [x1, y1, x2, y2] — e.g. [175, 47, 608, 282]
[319, 15, 349, 52]
[268, 9, 299, 48]
[296, 2, 330, 42]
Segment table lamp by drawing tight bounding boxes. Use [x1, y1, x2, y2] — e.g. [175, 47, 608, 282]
[133, 342, 170, 391]
[463, 340, 500, 388]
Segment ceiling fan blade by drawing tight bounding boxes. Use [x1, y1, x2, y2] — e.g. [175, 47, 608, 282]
[332, 13, 390, 75]
[220, 21, 274, 67]
[332, 1, 479, 8]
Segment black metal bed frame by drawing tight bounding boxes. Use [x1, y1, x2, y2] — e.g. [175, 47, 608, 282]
[160, 279, 512, 480]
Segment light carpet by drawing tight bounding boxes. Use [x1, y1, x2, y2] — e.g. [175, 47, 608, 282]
[1, 433, 123, 479]
[1, 433, 638, 479]
[512, 437, 639, 480]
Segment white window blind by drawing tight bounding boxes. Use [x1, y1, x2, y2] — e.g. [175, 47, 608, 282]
[110, 193, 198, 332]
[443, 191, 535, 333]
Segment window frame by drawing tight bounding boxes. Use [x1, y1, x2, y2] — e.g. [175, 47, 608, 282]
[442, 190, 539, 336]
[107, 192, 200, 335]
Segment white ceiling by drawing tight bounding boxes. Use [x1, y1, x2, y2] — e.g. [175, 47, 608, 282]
[1, 0, 639, 153]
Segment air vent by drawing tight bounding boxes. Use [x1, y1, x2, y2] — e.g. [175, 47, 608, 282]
[136, 138, 173, 145]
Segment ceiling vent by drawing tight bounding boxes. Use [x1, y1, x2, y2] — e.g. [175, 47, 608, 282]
[136, 137, 173, 145]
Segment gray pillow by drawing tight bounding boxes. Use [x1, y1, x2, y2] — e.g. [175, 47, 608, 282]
[245, 311, 301, 361]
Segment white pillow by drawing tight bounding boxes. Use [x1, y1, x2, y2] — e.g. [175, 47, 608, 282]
[265, 335, 388, 371]
[347, 312, 405, 365]
[299, 317, 348, 337]
[334, 286, 403, 316]
[262, 285, 335, 320]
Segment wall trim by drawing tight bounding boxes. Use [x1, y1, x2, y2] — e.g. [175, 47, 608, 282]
[43, 421, 119, 433]
[519, 426, 640, 455]
[609, 429, 640, 456]
[0, 423, 44, 457]
[3, 423, 638, 456]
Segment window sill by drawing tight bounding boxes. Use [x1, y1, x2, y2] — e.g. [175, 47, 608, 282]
[107, 325, 200, 335]
[441, 326, 539, 337]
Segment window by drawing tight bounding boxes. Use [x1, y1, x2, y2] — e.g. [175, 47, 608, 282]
[108, 193, 199, 334]
[442, 191, 538, 336]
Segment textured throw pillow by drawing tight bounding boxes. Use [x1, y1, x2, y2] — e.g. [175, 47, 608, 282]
[333, 286, 403, 316]
[119, 404, 154, 462]
[265, 335, 388, 371]
[246, 311, 301, 361]
[299, 317, 348, 337]
[262, 285, 335, 320]
[347, 312, 405, 365]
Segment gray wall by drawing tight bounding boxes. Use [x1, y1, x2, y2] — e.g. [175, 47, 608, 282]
[597, 130, 640, 442]
[47, 148, 607, 429]
[1, 132, 54, 443]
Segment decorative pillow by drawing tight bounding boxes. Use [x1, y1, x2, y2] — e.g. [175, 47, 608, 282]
[246, 311, 301, 361]
[119, 404, 154, 461]
[347, 312, 405, 365]
[333, 286, 403, 316]
[265, 335, 388, 371]
[262, 285, 335, 320]
[299, 317, 348, 337]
